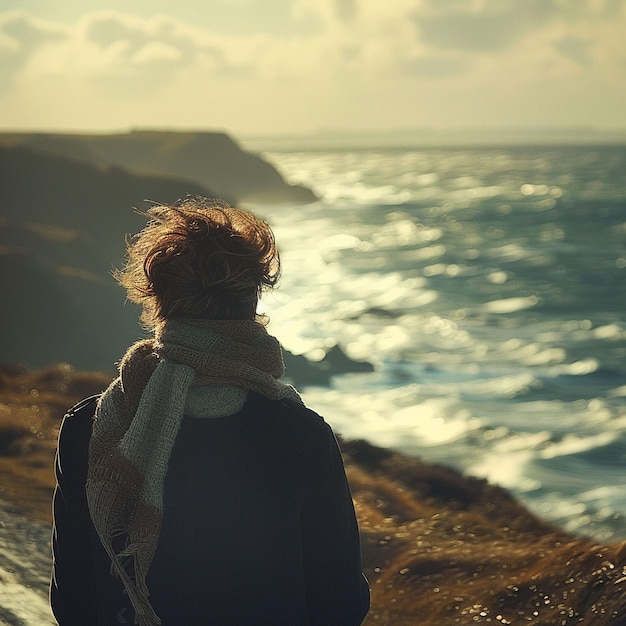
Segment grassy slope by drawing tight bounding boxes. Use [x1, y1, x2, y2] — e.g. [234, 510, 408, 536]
[0, 365, 625, 625]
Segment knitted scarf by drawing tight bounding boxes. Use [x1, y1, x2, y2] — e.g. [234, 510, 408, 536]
[86, 318, 300, 626]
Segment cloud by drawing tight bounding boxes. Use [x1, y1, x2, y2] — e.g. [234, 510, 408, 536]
[413, 0, 595, 54]
[417, 10, 543, 53]
[2, 2, 620, 88]
[0, 10, 65, 52]
[412, 0, 626, 61]
[0, 2, 624, 133]
[404, 55, 469, 79]
[132, 42, 183, 65]
[0, 11, 67, 87]
[83, 13, 139, 47]
[78, 12, 218, 74]
[554, 36, 593, 67]
[294, 0, 626, 77]
[333, 0, 358, 23]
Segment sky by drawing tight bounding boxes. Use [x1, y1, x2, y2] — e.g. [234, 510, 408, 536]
[1, 0, 625, 137]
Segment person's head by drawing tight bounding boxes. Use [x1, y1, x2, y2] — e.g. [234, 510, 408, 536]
[116, 196, 280, 330]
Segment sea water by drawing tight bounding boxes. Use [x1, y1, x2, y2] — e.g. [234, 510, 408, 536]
[244, 139, 626, 543]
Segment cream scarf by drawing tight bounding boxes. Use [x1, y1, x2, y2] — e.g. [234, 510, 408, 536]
[86, 318, 300, 626]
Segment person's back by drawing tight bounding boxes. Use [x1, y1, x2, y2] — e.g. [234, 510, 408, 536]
[50, 197, 369, 625]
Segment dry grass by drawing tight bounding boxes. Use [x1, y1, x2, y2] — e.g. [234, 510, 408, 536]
[0, 364, 625, 624]
[0, 363, 111, 521]
[342, 441, 626, 625]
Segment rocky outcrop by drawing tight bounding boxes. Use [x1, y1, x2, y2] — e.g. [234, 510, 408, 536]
[283, 344, 374, 387]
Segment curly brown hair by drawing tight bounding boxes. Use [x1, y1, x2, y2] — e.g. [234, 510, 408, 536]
[115, 196, 280, 330]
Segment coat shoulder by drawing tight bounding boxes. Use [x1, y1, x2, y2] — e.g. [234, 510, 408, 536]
[63, 395, 99, 421]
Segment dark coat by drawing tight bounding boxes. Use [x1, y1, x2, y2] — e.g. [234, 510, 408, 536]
[50, 392, 370, 625]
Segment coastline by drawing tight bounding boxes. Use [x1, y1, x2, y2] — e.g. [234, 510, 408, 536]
[0, 364, 625, 625]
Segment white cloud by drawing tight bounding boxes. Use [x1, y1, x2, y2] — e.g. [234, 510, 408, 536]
[132, 42, 182, 65]
[0, 2, 624, 133]
[2, 3, 622, 83]
[0, 11, 67, 87]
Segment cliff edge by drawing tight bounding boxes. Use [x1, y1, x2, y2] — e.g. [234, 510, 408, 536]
[0, 364, 625, 626]
[0, 130, 316, 205]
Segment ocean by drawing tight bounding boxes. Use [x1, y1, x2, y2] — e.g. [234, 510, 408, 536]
[243, 139, 626, 543]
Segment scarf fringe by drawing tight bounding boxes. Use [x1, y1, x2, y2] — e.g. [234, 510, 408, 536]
[109, 544, 162, 626]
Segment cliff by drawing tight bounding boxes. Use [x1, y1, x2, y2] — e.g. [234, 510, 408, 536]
[0, 130, 316, 204]
[0, 137, 318, 370]
[0, 144, 200, 368]
[0, 364, 625, 625]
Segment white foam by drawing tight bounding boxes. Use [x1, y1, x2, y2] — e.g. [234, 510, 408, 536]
[395, 400, 477, 446]
[548, 358, 599, 376]
[540, 431, 617, 460]
[593, 323, 625, 339]
[467, 448, 541, 492]
[608, 385, 626, 398]
[484, 296, 539, 314]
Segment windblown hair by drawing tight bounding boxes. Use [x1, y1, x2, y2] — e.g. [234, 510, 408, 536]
[116, 196, 280, 330]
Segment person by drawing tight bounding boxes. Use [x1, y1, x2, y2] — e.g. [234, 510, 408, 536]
[50, 196, 370, 626]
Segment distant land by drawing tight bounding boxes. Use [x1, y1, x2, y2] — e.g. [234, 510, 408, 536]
[242, 125, 626, 151]
[0, 130, 316, 371]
